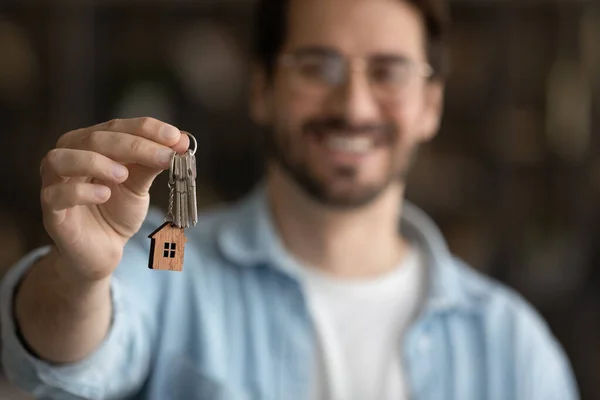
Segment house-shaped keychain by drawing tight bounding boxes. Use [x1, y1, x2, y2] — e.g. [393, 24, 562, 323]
[148, 222, 188, 271]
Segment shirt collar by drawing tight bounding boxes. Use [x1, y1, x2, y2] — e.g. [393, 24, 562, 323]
[216, 183, 474, 313]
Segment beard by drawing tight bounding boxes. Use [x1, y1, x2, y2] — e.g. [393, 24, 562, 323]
[262, 116, 417, 209]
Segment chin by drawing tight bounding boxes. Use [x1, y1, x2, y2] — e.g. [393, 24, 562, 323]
[315, 189, 387, 209]
[302, 177, 395, 209]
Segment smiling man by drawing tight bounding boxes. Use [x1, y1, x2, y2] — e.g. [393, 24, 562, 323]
[0, 0, 579, 399]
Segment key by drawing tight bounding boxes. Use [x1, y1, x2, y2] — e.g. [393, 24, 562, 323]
[149, 132, 198, 272]
[166, 149, 198, 228]
[181, 180, 188, 228]
[179, 155, 189, 228]
[168, 153, 180, 227]
[185, 152, 198, 226]
[174, 181, 180, 228]
[178, 156, 186, 228]
[174, 156, 183, 228]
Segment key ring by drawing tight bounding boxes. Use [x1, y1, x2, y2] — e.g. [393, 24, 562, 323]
[185, 132, 197, 156]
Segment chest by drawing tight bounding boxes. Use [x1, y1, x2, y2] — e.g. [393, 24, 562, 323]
[139, 267, 515, 400]
[143, 265, 314, 400]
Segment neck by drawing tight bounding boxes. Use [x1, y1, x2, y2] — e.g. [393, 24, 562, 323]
[266, 167, 408, 278]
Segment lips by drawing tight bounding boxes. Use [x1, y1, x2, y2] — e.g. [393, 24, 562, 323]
[324, 135, 373, 154]
[302, 118, 396, 152]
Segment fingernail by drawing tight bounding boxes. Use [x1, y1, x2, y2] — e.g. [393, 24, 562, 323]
[95, 186, 110, 199]
[113, 165, 128, 179]
[158, 148, 174, 166]
[160, 124, 180, 141]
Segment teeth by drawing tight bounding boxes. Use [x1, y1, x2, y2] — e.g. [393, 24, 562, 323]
[325, 137, 372, 153]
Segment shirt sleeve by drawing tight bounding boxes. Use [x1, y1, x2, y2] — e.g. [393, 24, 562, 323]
[1, 232, 161, 400]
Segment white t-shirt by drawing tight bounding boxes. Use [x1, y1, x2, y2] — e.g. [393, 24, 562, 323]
[283, 247, 426, 400]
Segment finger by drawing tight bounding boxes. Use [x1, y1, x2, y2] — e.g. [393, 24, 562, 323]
[40, 157, 68, 187]
[72, 131, 174, 170]
[121, 164, 163, 197]
[173, 131, 191, 154]
[58, 117, 182, 149]
[40, 148, 129, 188]
[41, 182, 111, 213]
[123, 132, 192, 196]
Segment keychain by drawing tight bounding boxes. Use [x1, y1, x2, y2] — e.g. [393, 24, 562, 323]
[148, 133, 198, 272]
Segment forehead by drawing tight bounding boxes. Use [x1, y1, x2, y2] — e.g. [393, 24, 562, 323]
[285, 0, 426, 59]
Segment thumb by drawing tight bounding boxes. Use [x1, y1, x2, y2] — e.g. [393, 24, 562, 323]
[122, 132, 191, 196]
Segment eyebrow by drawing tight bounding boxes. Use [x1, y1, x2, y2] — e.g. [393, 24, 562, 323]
[369, 53, 412, 64]
[288, 46, 414, 63]
[288, 46, 342, 58]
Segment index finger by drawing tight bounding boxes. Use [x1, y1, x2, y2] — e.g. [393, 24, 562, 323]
[98, 117, 182, 146]
[58, 117, 182, 149]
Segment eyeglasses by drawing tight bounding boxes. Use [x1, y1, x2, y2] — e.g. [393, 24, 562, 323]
[279, 48, 433, 101]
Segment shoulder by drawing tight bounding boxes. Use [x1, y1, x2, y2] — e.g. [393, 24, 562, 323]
[448, 258, 578, 397]
[453, 259, 569, 369]
[449, 257, 550, 332]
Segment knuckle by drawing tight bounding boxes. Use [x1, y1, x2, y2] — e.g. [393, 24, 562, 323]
[56, 128, 83, 148]
[138, 117, 158, 134]
[56, 134, 67, 148]
[40, 186, 54, 206]
[72, 183, 86, 200]
[128, 138, 143, 154]
[85, 130, 102, 149]
[107, 118, 120, 129]
[85, 151, 99, 167]
[46, 148, 62, 165]
[40, 150, 59, 177]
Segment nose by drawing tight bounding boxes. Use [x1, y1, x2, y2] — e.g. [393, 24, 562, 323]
[329, 60, 381, 125]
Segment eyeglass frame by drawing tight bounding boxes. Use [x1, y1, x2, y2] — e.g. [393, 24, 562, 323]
[278, 47, 434, 100]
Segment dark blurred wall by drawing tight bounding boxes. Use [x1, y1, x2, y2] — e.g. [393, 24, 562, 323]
[0, 1, 599, 399]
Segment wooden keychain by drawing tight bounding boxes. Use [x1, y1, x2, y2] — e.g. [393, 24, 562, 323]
[148, 133, 198, 272]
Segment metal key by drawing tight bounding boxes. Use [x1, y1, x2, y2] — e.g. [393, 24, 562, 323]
[173, 156, 181, 228]
[166, 142, 198, 229]
[182, 151, 192, 228]
[180, 177, 188, 228]
[174, 154, 185, 228]
[168, 155, 178, 227]
[177, 156, 187, 228]
[185, 152, 198, 226]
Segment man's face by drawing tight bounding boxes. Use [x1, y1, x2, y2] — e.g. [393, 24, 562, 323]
[253, 0, 443, 208]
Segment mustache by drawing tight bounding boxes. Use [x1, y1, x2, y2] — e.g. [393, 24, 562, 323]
[302, 117, 397, 142]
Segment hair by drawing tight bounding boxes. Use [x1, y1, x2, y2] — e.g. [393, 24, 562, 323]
[253, 0, 451, 80]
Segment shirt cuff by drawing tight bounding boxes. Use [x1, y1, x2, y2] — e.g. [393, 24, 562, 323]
[1, 246, 129, 400]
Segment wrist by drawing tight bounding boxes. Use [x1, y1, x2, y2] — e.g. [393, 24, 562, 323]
[25, 248, 112, 311]
[50, 246, 114, 289]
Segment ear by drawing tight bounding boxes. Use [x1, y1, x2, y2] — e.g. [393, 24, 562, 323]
[249, 65, 272, 125]
[419, 80, 444, 142]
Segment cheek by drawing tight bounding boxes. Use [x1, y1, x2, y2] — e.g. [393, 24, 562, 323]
[273, 84, 323, 132]
[387, 96, 427, 142]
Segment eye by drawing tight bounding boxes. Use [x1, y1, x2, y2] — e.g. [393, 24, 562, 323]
[370, 62, 411, 85]
[295, 55, 343, 84]
[297, 57, 329, 79]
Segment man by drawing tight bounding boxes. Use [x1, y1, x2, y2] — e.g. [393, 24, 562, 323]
[0, 0, 578, 399]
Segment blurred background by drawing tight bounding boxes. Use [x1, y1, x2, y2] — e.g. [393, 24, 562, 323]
[0, 0, 599, 398]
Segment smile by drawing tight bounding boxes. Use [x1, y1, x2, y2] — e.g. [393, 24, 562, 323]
[324, 136, 373, 154]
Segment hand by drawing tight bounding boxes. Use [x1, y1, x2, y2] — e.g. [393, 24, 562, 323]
[39, 117, 190, 282]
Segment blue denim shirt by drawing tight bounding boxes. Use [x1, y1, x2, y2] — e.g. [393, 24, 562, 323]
[1, 186, 579, 400]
